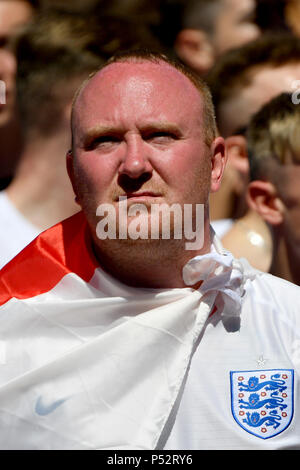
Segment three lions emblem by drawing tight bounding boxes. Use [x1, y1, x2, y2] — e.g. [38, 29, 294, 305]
[230, 369, 294, 439]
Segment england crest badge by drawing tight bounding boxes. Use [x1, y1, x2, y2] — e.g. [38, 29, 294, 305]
[230, 369, 294, 439]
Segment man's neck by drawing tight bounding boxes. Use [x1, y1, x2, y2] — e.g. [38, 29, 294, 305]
[6, 132, 79, 230]
[92, 223, 212, 289]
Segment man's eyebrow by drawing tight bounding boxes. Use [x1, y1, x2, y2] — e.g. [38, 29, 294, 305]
[81, 125, 122, 146]
[81, 122, 182, 145]
[139, 122, 182, 135]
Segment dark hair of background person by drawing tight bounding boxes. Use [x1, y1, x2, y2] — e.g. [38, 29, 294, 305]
[247, 92, 300, 182]
[14, 8, 165, 139]
[39, 0, 169, 51]
[140, 0, 223, 54]
[14, 14, 102, 139]
[255, 0, 290, 33]
[207, 33, 300, 126]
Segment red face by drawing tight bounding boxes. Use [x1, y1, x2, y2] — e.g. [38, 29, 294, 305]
[69, 60, 225, 243]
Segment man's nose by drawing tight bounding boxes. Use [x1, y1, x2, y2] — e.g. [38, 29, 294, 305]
[118, 134, 152, 179]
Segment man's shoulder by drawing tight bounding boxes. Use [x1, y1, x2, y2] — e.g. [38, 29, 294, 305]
[252, 270, 299, 293]
[0, 211, 98, 307]
[244, 268, 300, 310]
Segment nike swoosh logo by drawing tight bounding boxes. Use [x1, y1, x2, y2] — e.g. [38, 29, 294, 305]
[35, 396, 67, 416]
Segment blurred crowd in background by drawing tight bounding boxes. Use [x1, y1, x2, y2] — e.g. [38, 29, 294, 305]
[0, 0, 300, 286]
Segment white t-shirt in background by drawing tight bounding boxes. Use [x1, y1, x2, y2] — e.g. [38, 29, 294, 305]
[0, 191, 40, 269]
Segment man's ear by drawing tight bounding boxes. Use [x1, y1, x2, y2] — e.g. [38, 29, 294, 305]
[210, 136, 227, 193]
[66, 149, 80, 205]
[174, 28, 215, 75]
[225, 135, 249, 176]
[247, 180, 285, 226]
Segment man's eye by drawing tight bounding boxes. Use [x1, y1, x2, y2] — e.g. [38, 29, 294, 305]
[88, 136, 120, 150]
[145, 132, 177, 143]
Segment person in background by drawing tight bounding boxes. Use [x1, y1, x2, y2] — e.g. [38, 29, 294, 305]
[207, 33, 300, 270]
[0, 0, 37, 189]
[0, 13, 103, 268]
[158, 0, 261, 77]
[285, 0, 300, 37]
[246, 92, 300, 285]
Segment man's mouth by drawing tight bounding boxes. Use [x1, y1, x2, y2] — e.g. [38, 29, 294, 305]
[117, 192, 162, 201]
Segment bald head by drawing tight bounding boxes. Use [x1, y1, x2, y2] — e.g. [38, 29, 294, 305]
[71, 51, 218, 151]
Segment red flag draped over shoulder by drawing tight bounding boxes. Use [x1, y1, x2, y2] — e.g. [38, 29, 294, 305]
[0, 211, 99, 306]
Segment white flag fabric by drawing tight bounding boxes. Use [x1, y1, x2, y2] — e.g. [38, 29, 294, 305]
[1, 212, 299, 450]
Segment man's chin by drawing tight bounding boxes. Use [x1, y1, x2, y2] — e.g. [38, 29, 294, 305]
[93, 235, 185, 263]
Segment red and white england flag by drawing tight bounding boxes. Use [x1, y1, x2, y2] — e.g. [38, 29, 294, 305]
[0, 211, 251, 449]
[0, 211, 99, 306]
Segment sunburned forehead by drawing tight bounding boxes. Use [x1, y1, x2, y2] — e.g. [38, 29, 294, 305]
[73, 59, 204, 124]
[94, 59, 199, 87]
